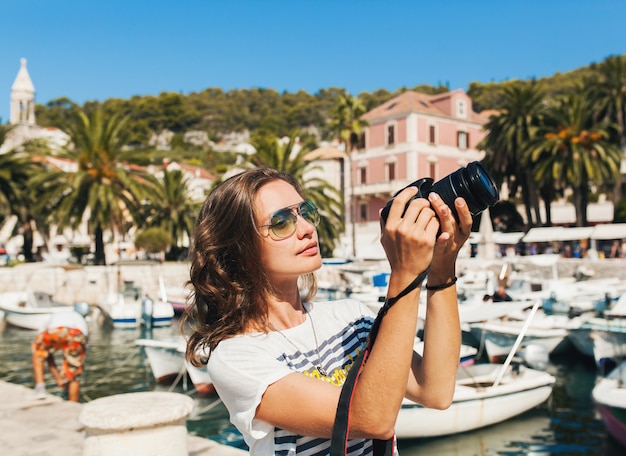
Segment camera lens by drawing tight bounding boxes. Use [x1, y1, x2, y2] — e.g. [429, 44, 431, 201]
[430, 161, 499, 217]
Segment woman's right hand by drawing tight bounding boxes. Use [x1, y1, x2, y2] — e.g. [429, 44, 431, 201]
[379, 186, 440, 278]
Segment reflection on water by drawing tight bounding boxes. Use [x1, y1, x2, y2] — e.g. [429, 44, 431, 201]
[0, 318, 624, 455]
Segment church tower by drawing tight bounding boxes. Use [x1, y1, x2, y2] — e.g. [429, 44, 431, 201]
[10, 58, 36, 125]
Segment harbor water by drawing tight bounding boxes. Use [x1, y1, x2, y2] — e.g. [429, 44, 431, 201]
[0, 317, 623, 456]
[1, 258, 626, 455]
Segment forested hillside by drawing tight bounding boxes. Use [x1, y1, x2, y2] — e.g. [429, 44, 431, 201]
[34, 54, 624, 149]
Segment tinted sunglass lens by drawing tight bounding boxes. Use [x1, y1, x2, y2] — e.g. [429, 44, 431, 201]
[300, 201, 320, 226]
[270, 210, 297, 238]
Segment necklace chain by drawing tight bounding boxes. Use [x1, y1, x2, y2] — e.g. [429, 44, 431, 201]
[268, 306, 328, 377]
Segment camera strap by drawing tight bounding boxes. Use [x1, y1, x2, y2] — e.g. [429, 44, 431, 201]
[330, 269, 428, 456]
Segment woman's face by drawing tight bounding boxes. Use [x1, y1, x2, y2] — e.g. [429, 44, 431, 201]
[255, 180, 322, 282]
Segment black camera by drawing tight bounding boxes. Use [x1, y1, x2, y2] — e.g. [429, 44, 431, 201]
[380, 161, 499, 223]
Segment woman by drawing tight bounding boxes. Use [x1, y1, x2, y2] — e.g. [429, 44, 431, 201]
[184, 167, 471, 455]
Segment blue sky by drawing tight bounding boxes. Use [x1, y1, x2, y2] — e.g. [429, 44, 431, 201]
[1, 0, 625, 123]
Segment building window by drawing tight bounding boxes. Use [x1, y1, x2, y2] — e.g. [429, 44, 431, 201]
[457, 100, 467, 118]
[387, 125, 395, 146]
[457, 131, 469, 150]
[386, 161, 396, 181]
[359, 203, 368, 222]
[359, 166, 367, 184]
[429, 125, 436, 145]
[429, 162, 436, 179]
[357, 132, 366, 149]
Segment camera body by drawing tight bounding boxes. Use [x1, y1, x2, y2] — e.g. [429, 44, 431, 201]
[380, 161, 499, 223]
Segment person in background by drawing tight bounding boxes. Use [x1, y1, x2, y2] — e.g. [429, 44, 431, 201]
[492, 284, 513, 302]
[31, 302, 90, 402]
[183, 167, 472, 455]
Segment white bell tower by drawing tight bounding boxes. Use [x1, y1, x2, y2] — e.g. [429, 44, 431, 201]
[10, 58, 36, 125]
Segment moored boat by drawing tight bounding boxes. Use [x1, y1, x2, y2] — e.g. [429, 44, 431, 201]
[0, 290, 76, 330]
[99, 280, 174, 328]
[135, 337, 214, 394]
[592, 360, 626, 448]
[395, 363, 555, 438]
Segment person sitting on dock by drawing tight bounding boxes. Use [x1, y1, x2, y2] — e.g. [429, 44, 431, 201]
[31, 302, 90, 402]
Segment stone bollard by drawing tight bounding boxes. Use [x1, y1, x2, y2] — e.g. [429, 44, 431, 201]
[79, 391, 195, 456]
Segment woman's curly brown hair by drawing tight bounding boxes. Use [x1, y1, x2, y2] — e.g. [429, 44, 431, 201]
[183, 167, 317, 366]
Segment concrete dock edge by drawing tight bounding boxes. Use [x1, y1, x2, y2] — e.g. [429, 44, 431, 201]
[0, 381, 247, 456]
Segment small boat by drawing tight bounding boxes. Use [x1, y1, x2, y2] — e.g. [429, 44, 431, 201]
[395, 363, 555, 438]
[590, 320, 626, 370]
[135, 337, 214, 394]
[98, 280, 174, 329]
[0, 290, 75, 330]
[0, 263, 88, 330]
[135, 338, 185, 384]
[569, 294, 626, 368]
[467, 305, 589, 362]
[592, 360, 626, 448]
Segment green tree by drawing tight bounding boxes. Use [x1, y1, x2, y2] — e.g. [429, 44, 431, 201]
[587, 55, 626, 204]
[588, 55, 626, 145]
[32, 107, 155, 265]
[247, 130, 344, 257]
[134, 227, 173, 258]
[141, 168, 200, 260]
[526, 91, 623, 226]
[479, 80, 545, 227]
[0, 143, 42, 262]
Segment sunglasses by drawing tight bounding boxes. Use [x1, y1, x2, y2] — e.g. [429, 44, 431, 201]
[260, 200, 320, 239]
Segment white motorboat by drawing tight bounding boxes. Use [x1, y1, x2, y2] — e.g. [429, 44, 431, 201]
[135, 337, 214, 394]
[468, 315, 574, 362]
[99, 280, 174, 329]
[0, 264, 88, 330]
[592, 360, 626, 448]
[0, 290, 75, 330]
[467, 303, 592, 362]
[569, 294, 626, 367]
[395, 363, 555, 438]
[589, 319, 626, 369]
[135, 338, 186, 384]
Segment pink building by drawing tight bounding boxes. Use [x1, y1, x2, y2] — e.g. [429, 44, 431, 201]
[352, 89, 490, 223]
[343, 89, 490, 258]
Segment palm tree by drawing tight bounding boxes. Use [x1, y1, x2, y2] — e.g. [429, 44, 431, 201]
[247, 130, 344, 257]
[526, 91, 623, 226]
[589, 55, 626, 145]
[0, 126, 22, 214]
[141, 168, 200, 260]
[328, 92, 368, 257]
[0, 127, 45, 262]
[587, 55, 626, 204]
[0, 150, 40, 262]
[479, 80, 545, 227]
[32, 107, 155, 265]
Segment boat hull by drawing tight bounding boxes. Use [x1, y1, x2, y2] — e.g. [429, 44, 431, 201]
[136, 338, 214, 394]
[0, 291, 74, 330]
[592, 361, 626, 448]
[595, 404, 626, 448]
[395, 364, 555, 439]
[470, 321, 569, 362]
[136, 339, 185, 383]
[100, 294, 174, 329]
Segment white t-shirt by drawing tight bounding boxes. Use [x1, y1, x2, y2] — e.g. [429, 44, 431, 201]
[207, 299, 385, 456]
[40, 310, 88, 336]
